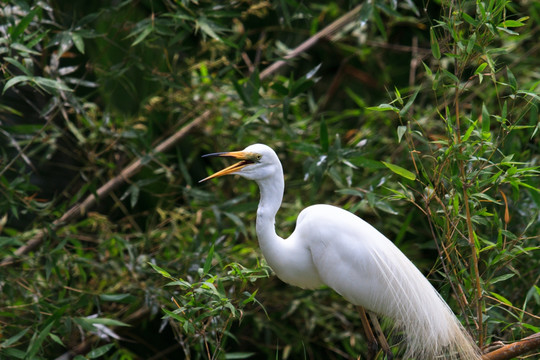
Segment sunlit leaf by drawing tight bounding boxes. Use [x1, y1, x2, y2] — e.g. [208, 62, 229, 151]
[381, 161, 416, 180]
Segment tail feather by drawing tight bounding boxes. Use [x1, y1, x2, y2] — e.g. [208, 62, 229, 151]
[369, 242, 481, 360]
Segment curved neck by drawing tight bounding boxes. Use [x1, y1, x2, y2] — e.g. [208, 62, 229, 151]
[255, 172, 284, 247]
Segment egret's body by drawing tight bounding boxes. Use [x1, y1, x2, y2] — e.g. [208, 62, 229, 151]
[202, 144, 480, 360]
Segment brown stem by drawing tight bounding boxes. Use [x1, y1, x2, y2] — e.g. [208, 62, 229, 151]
[454, 79, 484, 347]
[482, 333, 540, 360]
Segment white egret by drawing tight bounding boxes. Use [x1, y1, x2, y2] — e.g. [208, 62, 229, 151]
[201, 143, 480, 360]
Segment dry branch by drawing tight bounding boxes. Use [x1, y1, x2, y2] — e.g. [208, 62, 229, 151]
[259, 4, 364, 80]
[0, 110, 211, 268]
[482, 332, 540, 360]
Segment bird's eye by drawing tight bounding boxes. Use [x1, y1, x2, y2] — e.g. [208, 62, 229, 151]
[256, 154, 262, 161]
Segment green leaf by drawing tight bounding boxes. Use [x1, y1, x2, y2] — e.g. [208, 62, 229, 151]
[497, 27, 519, 35]
[3, 75, 32, 94]
[203, 244, 215, 275]
[34, 77, 72, 93]
[462, 119, 478, 142]
[489, 273, 515, 285]
[474, 62, 487, 75]
[83, 317, 131, 327]
[490, 292, 513, 306]
[462, 12, 478, 26]
[99, 293, 134, 302]
[422, 61, 432, 76]
[10, 7, 41, 41]
[162, 307, 186, 323]
[71, 32, 85, 53]
[225, 352, 256, 359]
[148, 262, 174, 279]
[49, 333, 65, 346]
[130, 184, 140, 208]
[397, 125, 407, 143]
[442, 69, 459, 84]
[381, 161, 416, 180]
[4, 57, 32, 76]
[466, 32, 476, 54]
[430, 27, 441, 59]
[1, 327, 30, 347]
[366, 104, 399, 112]
[499, 19, 526, 28]
[482, 103, 490, 137]
[320, 119, 329, 152]
[131, 25, 152, 46]
[87, 344, 115, 359]
[26, 322, 54, 359]
[506, 67, 517, 91]
[399, 87, 420, 116]
[197, 18, 222, 41]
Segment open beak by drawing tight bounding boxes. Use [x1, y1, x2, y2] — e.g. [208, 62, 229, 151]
[199, 151, 256, 182]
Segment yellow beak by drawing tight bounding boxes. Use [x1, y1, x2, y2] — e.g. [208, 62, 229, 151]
[199, 151, 257, 182]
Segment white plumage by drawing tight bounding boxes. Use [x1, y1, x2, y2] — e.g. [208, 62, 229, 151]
[202, 143, 480, 359]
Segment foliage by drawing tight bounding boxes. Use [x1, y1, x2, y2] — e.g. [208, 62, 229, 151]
[0, 0, 538, 359]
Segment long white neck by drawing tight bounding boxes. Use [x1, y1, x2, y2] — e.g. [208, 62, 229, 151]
[252, 163, 323, 290]
[254, 172, 285, 249]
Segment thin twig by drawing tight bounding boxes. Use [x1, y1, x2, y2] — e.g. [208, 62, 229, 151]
[0, 110, 211, 268]
[358, 306, 378, 360]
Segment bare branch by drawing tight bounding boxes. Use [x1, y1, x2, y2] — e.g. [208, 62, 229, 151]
[259, 4, 364, 80]
[482, 333, 540, 360]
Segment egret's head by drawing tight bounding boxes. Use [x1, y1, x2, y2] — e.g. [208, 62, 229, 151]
[200, 144, 281, 182]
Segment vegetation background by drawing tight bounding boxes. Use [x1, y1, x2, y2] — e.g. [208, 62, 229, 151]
[1, 0, 538, 359]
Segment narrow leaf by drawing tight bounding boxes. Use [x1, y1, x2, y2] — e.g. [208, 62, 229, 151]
[490, 292, 513, 306]
[430, 27, 441, 59]
[320, 119, 329, 152]
[506, 67, 517, 91]
[148, 262, 174, 279]
[397, 125, 407, 143]
[87, 344, 115, 359]
[462, 120, 478, 142]
[499, 20, 526, 28]
[462, 12, 478, 26]
[1, 328, 30, 347]
[26, 322, 54, 359]
[474, 63, 487, 75]
[399, 87, 420, 116]
[466, 32, 476, 54]
[381, 161, 416, 180]
[3, 75, 32, 94]
[71, 32, 85, 53]
[10, 7, 41, 41]
[482, 103, 490, 137]
[131, 26, 152, 46]
[203, 244, 215, 274]
[366, 104, 399, 112]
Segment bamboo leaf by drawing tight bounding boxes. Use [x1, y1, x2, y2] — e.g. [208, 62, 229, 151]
[399, 87, 420, 116]
[320, 119, 329, 152]
[462, 120, 478, 142]
[203, 244, 215, 275]
[381, 161, 416, 180]
[490, 292, 513, 306]
[430, 27, 441, 59]
[26, 322, 54, 359]
[87, 344, 115, 359]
